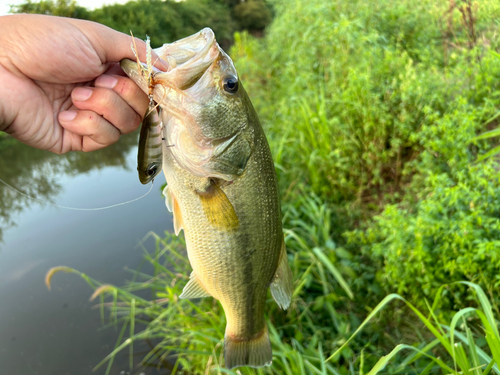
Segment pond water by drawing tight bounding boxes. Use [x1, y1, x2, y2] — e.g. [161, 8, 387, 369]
[0, 133, 173, 374]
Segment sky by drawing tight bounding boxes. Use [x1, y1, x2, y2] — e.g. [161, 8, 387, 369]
[0, 0, 130, 16]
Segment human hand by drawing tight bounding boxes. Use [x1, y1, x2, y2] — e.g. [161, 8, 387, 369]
[0, 14, 166, 153]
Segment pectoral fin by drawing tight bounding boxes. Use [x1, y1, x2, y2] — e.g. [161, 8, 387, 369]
[163, 186, 183, 235]
[179, 272, 211, 299]
[197, 183, 239, 230]
[172, 194, 183, 235]
[163, 185, 173, 212]
[270, 239, 293, 310]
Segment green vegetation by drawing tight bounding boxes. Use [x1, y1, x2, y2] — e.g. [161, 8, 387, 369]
[10, 0, 90, 18]
[20, 0, 500, 372]
[10, 0, 272, 47]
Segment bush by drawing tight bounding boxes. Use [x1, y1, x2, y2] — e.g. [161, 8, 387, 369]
[232, 0, 500, 211]
[352, 162, 500, 301]
[230, 0, 500, 311]
[88, 0, 234, 48]
[347, 97, 500, 310]
[232, 0, 271, 32]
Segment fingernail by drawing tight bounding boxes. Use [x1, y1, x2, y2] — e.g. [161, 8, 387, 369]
[158, 58, 170, 72]
[95, 74, 118, 89]
[73, 87, 93, 101]
[59, 110, 77, 122]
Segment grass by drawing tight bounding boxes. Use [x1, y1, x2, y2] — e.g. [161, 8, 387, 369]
[329, 282, 500, 375]
[46, 195, 500, 374]
[47, 234, 500, 375]
[41, 0, 500, 373]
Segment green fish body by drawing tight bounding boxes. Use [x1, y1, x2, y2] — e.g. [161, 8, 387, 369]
[121, 28, 292, 369]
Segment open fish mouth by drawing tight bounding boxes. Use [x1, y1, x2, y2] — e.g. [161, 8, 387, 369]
[155, 28, 221, 90]
[120, 28, 220, 94]
[157, 28, 219, 77]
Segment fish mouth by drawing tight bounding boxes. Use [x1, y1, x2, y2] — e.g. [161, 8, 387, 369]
[158, 28, 218, 66]
[155, 28, 220, 89]
[120, 28, 220, 94]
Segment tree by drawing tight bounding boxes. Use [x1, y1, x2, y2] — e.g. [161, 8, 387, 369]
[10, 0, 90, 18]
[232, 0, 271, 32]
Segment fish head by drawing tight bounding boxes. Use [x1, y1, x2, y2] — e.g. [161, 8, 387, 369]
[121, 28, 256, 180]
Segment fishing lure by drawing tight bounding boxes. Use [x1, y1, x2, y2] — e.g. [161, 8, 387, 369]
[132, 35, 164, 185]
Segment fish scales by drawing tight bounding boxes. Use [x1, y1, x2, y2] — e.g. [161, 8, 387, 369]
[121, 27, 293, 370]
[163, 122, 281, 337]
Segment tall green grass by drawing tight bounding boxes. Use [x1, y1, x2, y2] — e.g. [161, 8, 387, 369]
[47, 230, 500, 374]
[45, 0, 500, 373]
[231, 0, 500, 313]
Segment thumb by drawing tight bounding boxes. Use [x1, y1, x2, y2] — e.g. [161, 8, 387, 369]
[68, 18, 168, 70]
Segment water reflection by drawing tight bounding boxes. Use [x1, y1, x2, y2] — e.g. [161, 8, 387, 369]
[0, 132, 173, 374]
[0, 134, 137, 243]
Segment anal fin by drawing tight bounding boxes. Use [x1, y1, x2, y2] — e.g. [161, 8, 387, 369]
[179, 272, 211, 299]
[197, 182, 239, 230]
[270, 238, 293, 310]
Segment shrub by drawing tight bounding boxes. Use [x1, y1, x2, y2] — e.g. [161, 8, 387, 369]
[232, 0, 500, 211]
[231, 0, 500, 316]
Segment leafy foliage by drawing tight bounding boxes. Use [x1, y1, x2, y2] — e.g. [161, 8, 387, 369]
[232, 0, 271, 32]
[10, 0, 273, 48]
[88, 0, 235, 48]
[231, 0, 500, 312]
[18, 0, 500, 372]
[9, 0, 90, 17]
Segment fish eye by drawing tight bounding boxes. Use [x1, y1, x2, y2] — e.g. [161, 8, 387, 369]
[147, 164, 158, 176]
[222, 76, 239, 94]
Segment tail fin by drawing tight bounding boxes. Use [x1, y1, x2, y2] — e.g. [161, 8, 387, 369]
[224, 325, 272, 369]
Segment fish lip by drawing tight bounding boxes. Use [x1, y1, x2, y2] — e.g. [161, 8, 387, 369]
[119, 58, 160, 94]
[154, 28, 220, 88]
[157, 27, 217, 66]
[120, 28, 220, 93]
[119, 58, 137, 75]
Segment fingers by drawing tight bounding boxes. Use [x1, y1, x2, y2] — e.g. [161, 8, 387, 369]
[71, 74, 147, 133]
[94, 73, 149, 119]
[73, 19, 168, 70]
[59, 109, 121, 152]
[74, 76, 146, 134]
[58, 74, 149, 152]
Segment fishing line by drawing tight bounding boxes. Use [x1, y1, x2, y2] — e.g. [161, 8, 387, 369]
[0, 177, 154, 211]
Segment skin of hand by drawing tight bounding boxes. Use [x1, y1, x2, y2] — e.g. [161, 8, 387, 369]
[0, 14, 167, 154]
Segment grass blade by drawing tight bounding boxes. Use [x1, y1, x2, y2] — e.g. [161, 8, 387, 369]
[476, 144, 500, 162]
[365, 344, 456, 375]
[312, 247, 354, 299]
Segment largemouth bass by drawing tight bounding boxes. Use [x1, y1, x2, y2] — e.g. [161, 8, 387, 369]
[121, 28, 293, 369]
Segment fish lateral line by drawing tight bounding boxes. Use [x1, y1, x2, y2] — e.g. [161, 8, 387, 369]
[0, 177, 154, 211]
